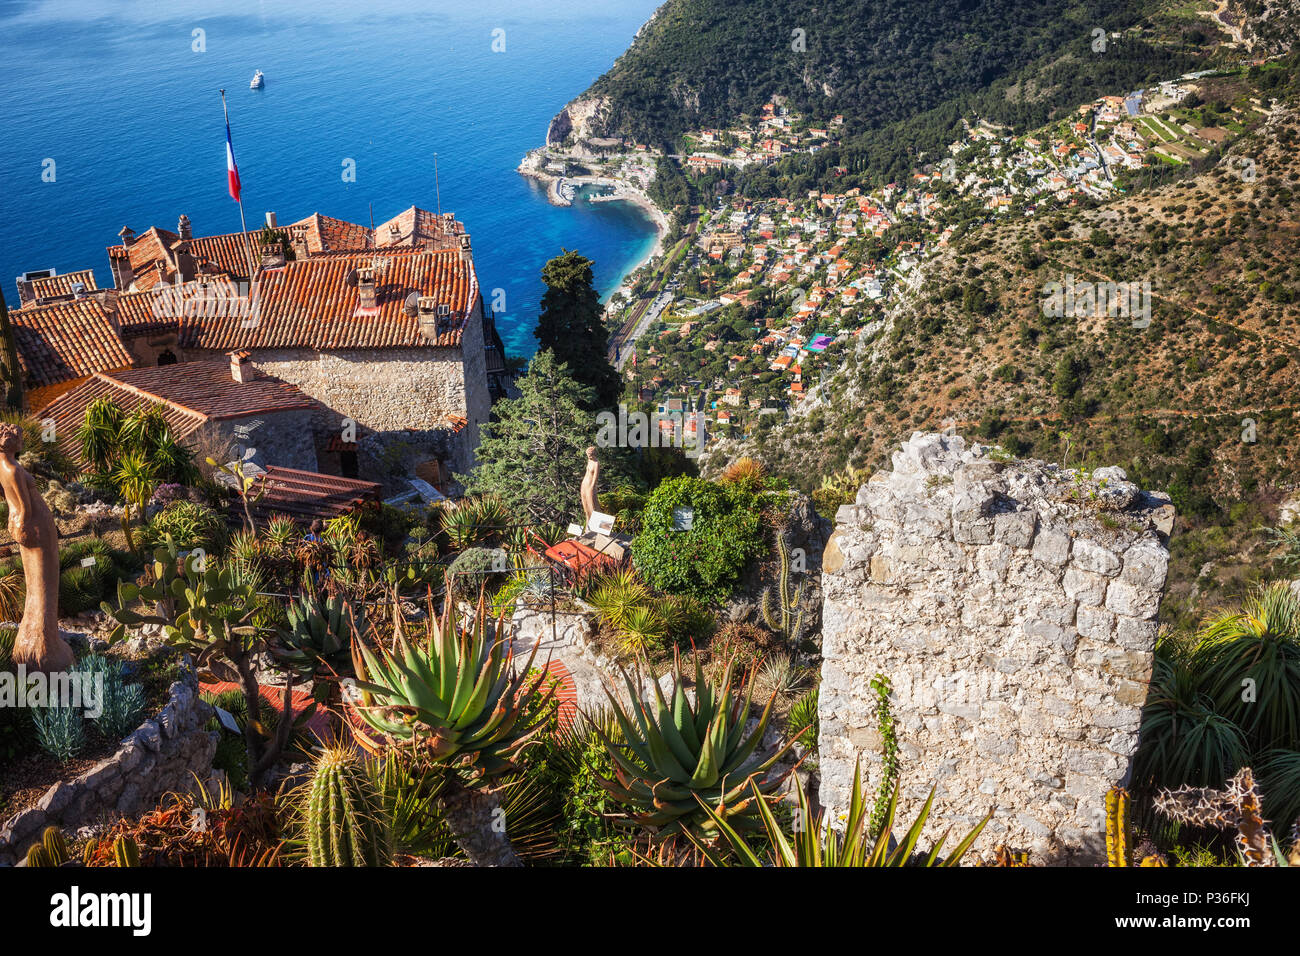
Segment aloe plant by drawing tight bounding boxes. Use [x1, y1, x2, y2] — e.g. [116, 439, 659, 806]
[351, 586, 555, 866]
[593, 653, 797, 838]
[694, 759, 990, 867]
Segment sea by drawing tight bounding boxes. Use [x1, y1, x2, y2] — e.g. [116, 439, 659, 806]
[0, 0, 662, 359]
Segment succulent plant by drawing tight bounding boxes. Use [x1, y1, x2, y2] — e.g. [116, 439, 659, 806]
[274, 589, 359, 695]
[693, 759, 990, 867]
[112, 834, 140, 868]
[593, 653, 797, 837]
[25, 826, 73, 867]
[760, 531, 805, 649]
[351, 591, 554, 784]
[304, 745, 392, 867]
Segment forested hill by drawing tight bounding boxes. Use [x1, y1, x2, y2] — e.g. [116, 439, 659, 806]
[576, 0, 1283, 190]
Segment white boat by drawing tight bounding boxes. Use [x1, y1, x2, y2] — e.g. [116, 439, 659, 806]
[250, 70, 264, 89]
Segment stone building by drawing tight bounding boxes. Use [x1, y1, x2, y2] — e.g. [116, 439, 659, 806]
[818, 432, 1173, 864]
[38, 355, 320, 474]
[12, 206, 507, 489]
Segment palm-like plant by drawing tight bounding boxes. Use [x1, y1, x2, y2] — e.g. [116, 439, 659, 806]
[1131, 634, 1250, 791]
[112, 450, 156, 553]
[1192, 582, 1300, 752]
[593, 653, 797, 838]
[350, 586, 555, 865]
[692, 759, 990, 867]
[618, 605, 669, 655]
[587, 566, 650, 629]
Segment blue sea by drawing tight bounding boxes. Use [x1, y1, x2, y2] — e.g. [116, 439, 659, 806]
[0, 0, 662, 358]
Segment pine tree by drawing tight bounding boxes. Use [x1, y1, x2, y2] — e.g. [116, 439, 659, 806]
[535, 250, 620, 409]
[457, 349, 596, 523]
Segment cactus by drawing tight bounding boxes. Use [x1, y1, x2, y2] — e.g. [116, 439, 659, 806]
[761, 532, 805, 649]
[304, 744, 392, 867]
[112, 834, 140, 867]
[1155, 767, 1276, 867]
[1105, 787, 1131, 866]
[25, 826, 72, 867]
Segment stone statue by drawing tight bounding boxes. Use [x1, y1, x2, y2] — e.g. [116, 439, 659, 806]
[580, 445, 600, 523]
[0, 424, 73, 673]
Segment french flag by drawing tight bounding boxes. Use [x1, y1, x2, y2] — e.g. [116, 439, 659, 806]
[225, 116, 242, 202]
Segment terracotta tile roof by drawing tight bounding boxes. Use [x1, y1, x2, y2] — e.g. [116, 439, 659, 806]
[116, 277, 242, 334]
[35, 360, 314, 465]
[9, 298, 134, 389]
[185, 231, 260, 278]
[176, 249, 478, 351]
[375, 206, 466, 249]
[18, 269, 98, 306]
[247, 466, 381, 521]
[122, 227, 180, 290]
[288, 213, 374, 253]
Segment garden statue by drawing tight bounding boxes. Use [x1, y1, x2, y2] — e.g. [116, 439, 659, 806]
[580, 445, 600, 523]
[0, 423, 73, 673]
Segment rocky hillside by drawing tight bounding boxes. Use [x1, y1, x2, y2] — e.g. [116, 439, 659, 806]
[732, 86, 1300, 620]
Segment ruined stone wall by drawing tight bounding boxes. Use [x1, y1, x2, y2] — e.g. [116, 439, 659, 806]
[817, 432, 1174, 864]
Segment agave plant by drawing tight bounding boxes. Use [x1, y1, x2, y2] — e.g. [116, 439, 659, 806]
[350, 585, 556, 865]
[593, 653, 797, 838]
[273, 589, 360, 699]
[691, 759, 990, 867]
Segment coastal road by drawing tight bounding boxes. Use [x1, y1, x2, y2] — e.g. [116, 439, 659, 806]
[614, 289, 673, 370]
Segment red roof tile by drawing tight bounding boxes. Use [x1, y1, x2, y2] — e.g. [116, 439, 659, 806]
[35, 360, 314, 465]
[177, 249, 478, 351]
[18, 269, 98, 306]
[9, 298, 134, 389]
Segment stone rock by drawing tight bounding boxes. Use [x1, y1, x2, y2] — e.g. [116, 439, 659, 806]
[817, 432, 1170, 866]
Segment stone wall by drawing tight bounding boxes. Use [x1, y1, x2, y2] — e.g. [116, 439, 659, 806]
[200, 409, 320, 474]
[0, 658, 216, 865]
[817, 432, 1174, 864]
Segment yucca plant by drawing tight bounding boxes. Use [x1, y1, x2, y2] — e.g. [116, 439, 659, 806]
[587, 565, 650, 629]
[350, 585, 556, 866]
[0, 568, 22, 625]
[719, 456, 768, 488]
[440, 503, 482, 551]
[691, 760, 990, 867]
[788, 687, 819, 752]
[592, 653, 797, 838]
[618, 605, 669, 655]
[261, 514, 299, 554]
[1131, 633, 1249, 792]
[1192, 582, 1300, 752]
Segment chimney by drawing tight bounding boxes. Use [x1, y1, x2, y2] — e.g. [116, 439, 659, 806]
[153, 260, 169, 284]
[356, 266, 377, 310]
[229, 351, 257, 383]
[118, 225, 136, 248]
[416, 296, 439, 340]
[265, 211, 278, 230]
[288, 225, 309, 260]
[177, 214, 192, 240]
[459, 234, 473, 266]
[172, 239, 196, 283]
[260, 241, 285, 270]
[388, 222, 401, 245]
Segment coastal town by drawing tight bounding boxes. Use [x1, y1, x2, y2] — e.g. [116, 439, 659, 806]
[518, 65, 1281, 455]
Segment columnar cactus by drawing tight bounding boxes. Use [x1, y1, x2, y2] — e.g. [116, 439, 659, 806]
[761, 532, 805, 649]
[304, 745, 392, 867]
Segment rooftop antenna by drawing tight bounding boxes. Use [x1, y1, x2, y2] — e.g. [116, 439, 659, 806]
[369, 202, 374, 230]
[434, 153, 442, 216]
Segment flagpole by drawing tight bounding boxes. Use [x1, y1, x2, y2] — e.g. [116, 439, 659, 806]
[220, 89, 257, 282]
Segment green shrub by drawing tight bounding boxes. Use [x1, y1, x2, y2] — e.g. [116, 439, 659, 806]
[142, 500, 228, 553]
[631, 476, 764, 603]
[447, 546, 508, 597]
